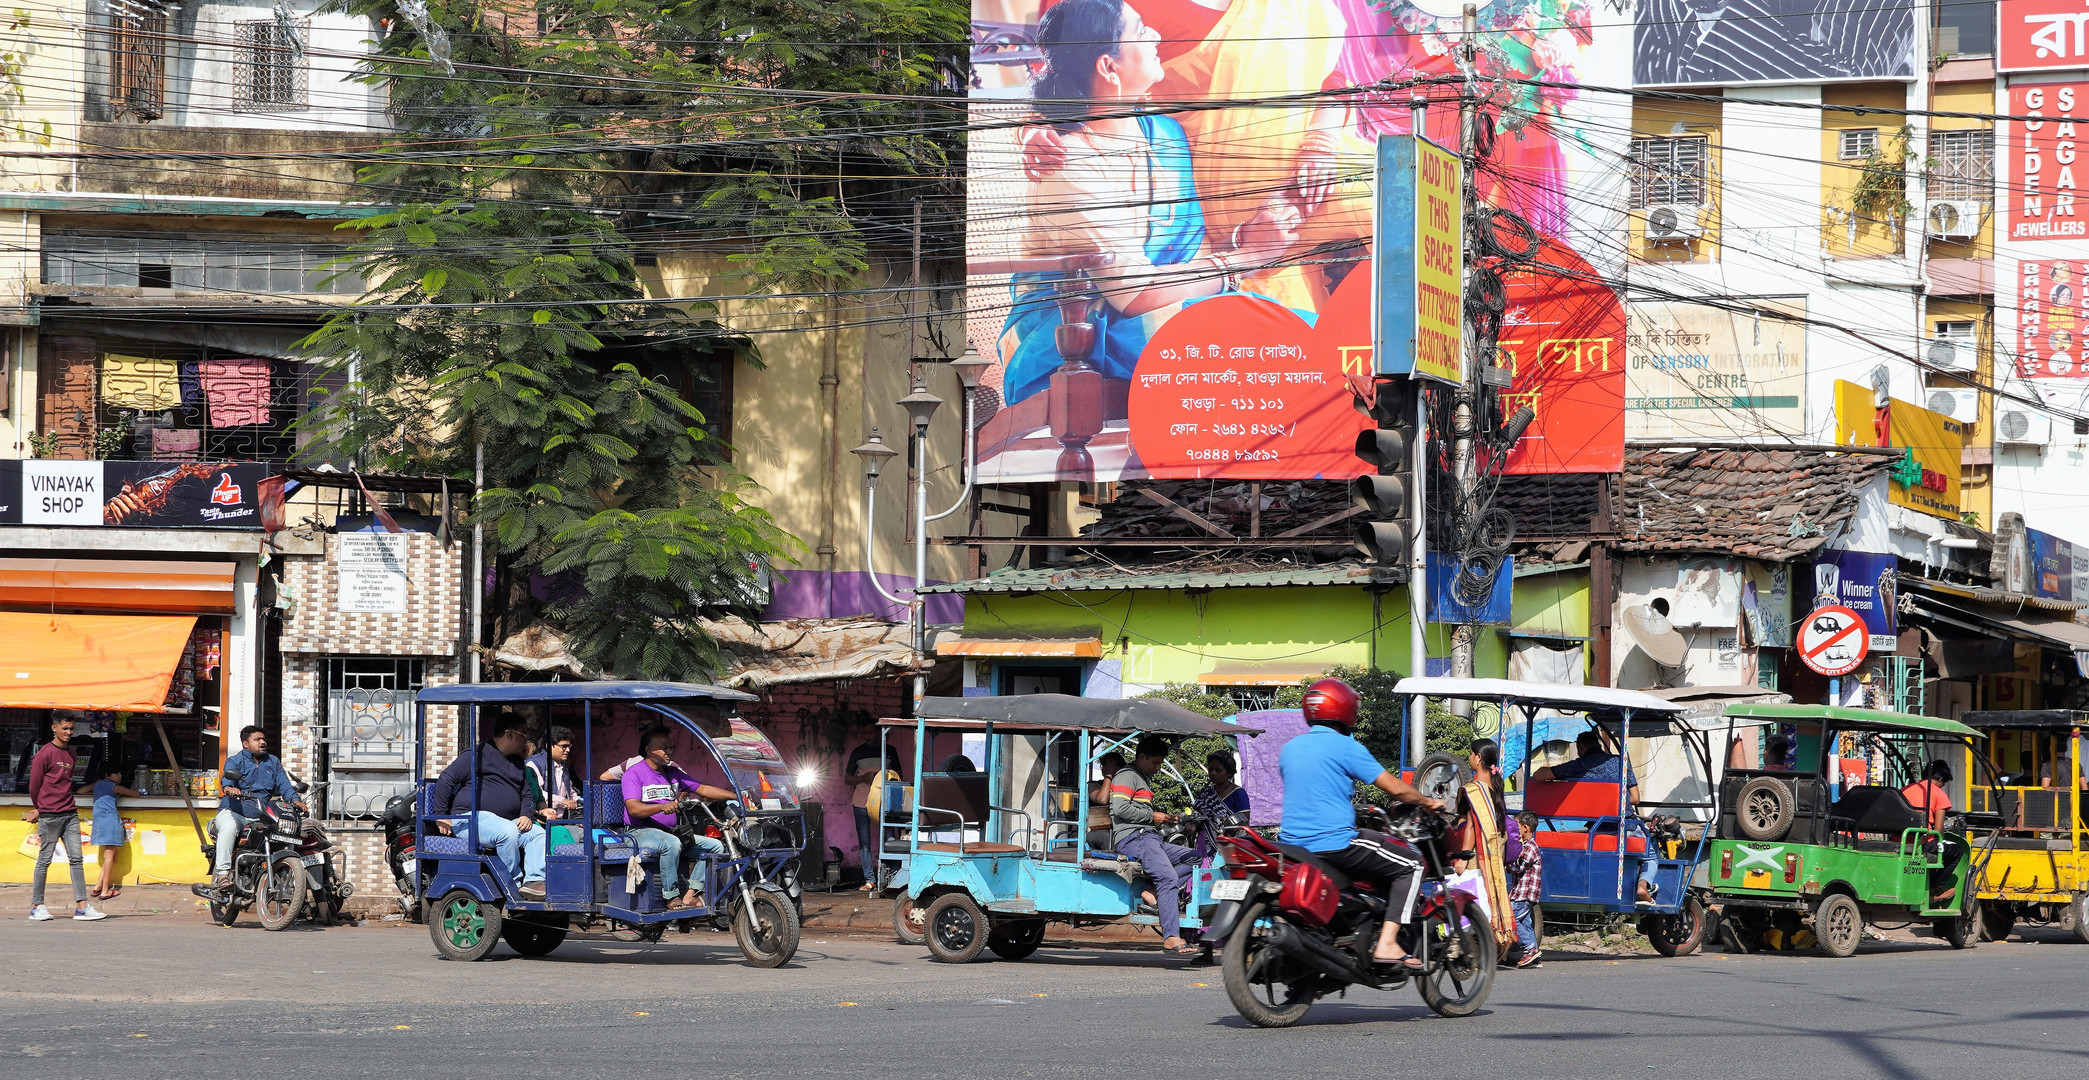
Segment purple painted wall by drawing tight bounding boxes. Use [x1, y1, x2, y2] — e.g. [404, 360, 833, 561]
[764, 569, 964, 624]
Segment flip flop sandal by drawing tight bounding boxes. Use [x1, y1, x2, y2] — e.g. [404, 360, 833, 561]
[1378, 956, 1426, 973]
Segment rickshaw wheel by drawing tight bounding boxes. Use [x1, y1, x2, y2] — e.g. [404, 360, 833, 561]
[430, 890, 504, 962]
[893, 894, 928, 946]
[1412, 752, 1466, 806]
[502, 915, 569, 957]
[734, 886, 801, 968]
[1419, 906, 1497, 1018]
[1934, 893, 1978, 950]
[924, 893, 991, 964]
[1979, 901, 2015, 943]
[1813, 894, 1862, 958]
[1220, 898, 1315, 1028]
[1647, 895, 1708, 957]
[2067, 896, 2089, 944]
[986, 919, 1047, 961]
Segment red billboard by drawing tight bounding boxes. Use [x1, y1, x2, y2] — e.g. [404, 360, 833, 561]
[2000, 0, 2089, 72]
[1497, 240, 1626, 474]
[2014, 257, 2089, 378]
[2003, 82, 2089, 241]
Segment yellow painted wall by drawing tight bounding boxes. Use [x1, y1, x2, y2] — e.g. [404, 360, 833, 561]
[1630, 98, 1722, 265]
[1926, 79, 1997, 261]
[1821, 84, 1911, 258]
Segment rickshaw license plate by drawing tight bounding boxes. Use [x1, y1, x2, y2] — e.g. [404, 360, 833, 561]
[1210, 879, 1251, 901]
[1743, 869, 1772, 888]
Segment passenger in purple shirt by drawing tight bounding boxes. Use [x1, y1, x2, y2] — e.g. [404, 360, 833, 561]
[622, 728, 736, 909]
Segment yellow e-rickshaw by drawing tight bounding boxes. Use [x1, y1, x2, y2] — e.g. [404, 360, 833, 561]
[1958, 710, 2087, 943]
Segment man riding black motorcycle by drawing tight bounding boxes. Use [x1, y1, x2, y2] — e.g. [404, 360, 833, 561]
[212, 726, 301, 889]
[1279, 677, 1444, 972]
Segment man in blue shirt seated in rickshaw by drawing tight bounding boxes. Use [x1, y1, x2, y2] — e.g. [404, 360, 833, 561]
[1532, 728, 1659, 907]
[623, 728, 737, 910]
[1111, 736, 1203, 956]
[430, 714, 547, 899]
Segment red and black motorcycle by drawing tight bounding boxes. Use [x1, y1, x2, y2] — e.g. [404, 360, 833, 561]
[1210, 802, 1497, 1026]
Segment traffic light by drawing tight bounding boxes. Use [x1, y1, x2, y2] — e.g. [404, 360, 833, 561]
[1350, 379, 1418, 564]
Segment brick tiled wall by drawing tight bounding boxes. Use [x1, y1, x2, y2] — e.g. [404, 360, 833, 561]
[278, 531, 463, 656]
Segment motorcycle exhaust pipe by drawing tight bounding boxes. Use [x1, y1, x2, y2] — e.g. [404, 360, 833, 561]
[1268, 920, 1369, 983]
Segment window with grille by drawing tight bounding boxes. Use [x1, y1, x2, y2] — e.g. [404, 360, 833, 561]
[1928, 129, 1995, 200]
[109, 9, 168, 120]
[1224, 688, 1280, 712]
[317, 658, 425, 820]
[234, 19, 308, 110]
[1628, 136, 1709, 208]
[1839, 128, 1880, 160]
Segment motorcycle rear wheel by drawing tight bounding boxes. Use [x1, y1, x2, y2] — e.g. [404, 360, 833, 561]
[210, 898, 241, 926]
[1418, 906, 1498, 1018]
[1220, 898, 1317, 1028]
[257, 855, 308, 932]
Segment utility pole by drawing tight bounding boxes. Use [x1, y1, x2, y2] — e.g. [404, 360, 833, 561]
[1448, 4, 1482, 698]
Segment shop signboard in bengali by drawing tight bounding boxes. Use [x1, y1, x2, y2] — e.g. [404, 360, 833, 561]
[1832, 380, 1963, 520]
[0, 461, 267, 528]
[1624, 300, 1807, 440]
[964, 0, 1628, 482]
[2001, 83, 2089, 242]
[1810, 550, 1899, 651]
[2000, 0, 2089, 72]
[1498, 239, 1626, 474]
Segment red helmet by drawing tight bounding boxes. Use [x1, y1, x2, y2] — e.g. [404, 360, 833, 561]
[1301, 677, 1361, 734]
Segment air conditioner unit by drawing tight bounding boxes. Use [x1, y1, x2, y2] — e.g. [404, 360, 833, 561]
[1926, 200, 1984, 240]
[1925, 388, 1979, 423]
[1995, 405, 2053, 447]
[1643, 204, 1704, 242]
[1925, 335, 1975, 372]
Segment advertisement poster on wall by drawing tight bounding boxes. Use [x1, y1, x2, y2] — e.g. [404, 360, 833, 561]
[2009, 257, 2089, 380]
[1632, 0, 1917, 87]
[1999, 0, 2089, 72]
[0, 461, 267, 528]
[2000, 83, 2089, 242]
[964, 0, 1629, 482]
[1832, 380, 1963, 520]
[1810, 550, 1898, 651]
[1623, 299, 1807, 440]
[1497, 238, 1626, 474]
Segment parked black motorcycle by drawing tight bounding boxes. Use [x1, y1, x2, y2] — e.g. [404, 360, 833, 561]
[191, 797, 310, 931]
[379, 791, 421, 922]
[1213, 801, 1497, 1026]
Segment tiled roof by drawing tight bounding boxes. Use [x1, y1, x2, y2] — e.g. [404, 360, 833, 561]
[1612, 448, 1891, 562]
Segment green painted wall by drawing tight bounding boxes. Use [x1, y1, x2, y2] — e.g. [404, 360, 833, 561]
[1507, 566, 1594, 679]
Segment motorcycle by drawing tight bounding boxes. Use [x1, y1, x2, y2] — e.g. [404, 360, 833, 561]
[190, 797, 312, 931]
[1211, 801, 1497, 1026]
[379, 791, 421, 922]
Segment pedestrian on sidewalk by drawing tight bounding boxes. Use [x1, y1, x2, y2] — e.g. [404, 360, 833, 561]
[25, 716, 105, 922]
[90, 766, 143, 901]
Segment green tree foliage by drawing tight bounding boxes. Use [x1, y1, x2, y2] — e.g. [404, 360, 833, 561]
[302, 0, 965, 678]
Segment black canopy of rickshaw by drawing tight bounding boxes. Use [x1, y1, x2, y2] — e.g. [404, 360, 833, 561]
[1958, 710, 2089, 730]
[883, 694, 1259, 736]
[417, 680, 757, 704]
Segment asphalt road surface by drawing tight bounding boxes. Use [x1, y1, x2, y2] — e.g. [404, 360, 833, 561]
[3, 909, 2086, 1080]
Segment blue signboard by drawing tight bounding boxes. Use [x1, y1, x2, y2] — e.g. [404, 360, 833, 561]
[1426, 552, 1514, 625]
[1810, 550, 1897, 650]
[2029, 528, 2077, 601]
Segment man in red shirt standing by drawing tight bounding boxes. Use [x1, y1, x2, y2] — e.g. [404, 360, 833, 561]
[26, 716, 105, 922]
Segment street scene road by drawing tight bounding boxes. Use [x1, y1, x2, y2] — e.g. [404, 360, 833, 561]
[4, 907, 2085, 1080]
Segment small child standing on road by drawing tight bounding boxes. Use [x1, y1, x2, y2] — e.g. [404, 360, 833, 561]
[1507, 811, 1543, 969]
[89, 768, 142, 901]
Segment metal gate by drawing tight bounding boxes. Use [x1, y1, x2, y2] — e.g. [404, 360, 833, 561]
[317, 657, 423, 820]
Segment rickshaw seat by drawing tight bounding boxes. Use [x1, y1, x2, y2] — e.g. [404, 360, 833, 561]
[1533, 829, 1650, 855]
[916, 773, 992, 829]
[1273, 843, 1352, 890]
[1525, 780, 1627, 819]
[420, 834, 474, 855]
[915, 842, 1026, 855]
[1828, 785, 1925, 836]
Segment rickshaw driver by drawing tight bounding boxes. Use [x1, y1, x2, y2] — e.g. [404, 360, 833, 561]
[624, 728, 737, 910]
[1903, 759, 1964, 904]
[1111, 738, 1202, 955]
[1532, 729, 1661, 907]
[1281, 678, 1444, 972]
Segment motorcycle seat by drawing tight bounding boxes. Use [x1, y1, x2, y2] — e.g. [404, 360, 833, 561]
[1273, 842, 1352, 890]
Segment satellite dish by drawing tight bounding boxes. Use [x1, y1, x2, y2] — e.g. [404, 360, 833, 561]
[1622, 603, 1689, 668]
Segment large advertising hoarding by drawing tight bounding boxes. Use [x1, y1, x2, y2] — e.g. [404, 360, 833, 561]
[966, 0, 1628, 483]
[1376, 135, 1464, 384]
[2001, 82, 2089, 242]
[1632, 0, 1917, 87]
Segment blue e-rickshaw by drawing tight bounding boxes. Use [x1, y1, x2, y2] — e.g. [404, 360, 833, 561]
[1394, 677, 1719, 956]
[412, 681, 806, 966]
[887, 694, 1257, 963]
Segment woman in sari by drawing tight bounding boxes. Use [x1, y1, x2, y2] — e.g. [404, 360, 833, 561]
[998, 0, 1297, 405]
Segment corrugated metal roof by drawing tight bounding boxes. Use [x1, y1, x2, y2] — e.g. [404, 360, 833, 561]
[919, 562, 1401, 594]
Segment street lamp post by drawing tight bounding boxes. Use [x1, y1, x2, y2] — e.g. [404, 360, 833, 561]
[851, 353, 990, 707]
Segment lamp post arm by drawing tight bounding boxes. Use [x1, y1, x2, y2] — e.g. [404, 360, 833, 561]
[860, 478, 920, 613]
[926, 392, 975, 524]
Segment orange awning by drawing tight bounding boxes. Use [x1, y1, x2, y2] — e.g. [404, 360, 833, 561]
[0, 612, 198, 712]
[934, 637, 1103, 659]
[0, 558, 235, 615]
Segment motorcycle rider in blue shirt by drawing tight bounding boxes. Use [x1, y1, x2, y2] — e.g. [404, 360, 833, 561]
[1279, 678, 1444, 972]
[212, 726, 301, 888]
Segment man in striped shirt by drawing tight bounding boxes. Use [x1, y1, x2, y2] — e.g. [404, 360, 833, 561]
[1111, 736, 1201, 956]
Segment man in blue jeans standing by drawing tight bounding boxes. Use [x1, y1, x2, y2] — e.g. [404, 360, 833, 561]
[1111, 736, 1201, 956]
[431, 714, 547, 899]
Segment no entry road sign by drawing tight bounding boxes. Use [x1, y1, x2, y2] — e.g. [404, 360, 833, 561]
[1798, 604, 1870, 678]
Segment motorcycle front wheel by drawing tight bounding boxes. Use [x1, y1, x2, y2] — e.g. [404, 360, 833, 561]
[1220, 898, 1318, 1028]
[1418, 905, 1497, 1018]
[735, 886, 801, 968]
[257, 854, 309, 932]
